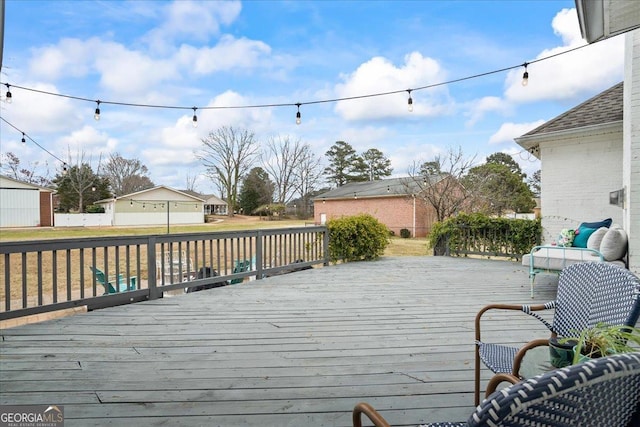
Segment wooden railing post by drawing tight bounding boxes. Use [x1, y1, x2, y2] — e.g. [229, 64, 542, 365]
[147, 236, 159, 300]
[256, 230, 264, 280]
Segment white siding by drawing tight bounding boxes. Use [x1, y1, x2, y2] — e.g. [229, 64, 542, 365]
[624, 30, 640, 274]
[0, 188, 40, 227]
[540, 126, 624, 243]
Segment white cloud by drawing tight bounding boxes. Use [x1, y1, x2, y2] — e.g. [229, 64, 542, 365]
[504, 8, 624, 103]
[2, 82, 81, 134]
[466, 96, 512, 126]
[176, 35, 271, 75]
[56, 126, 119, 161]
[28, 38, 98, 80]
[334, 52, 451, 121]
[143, 0, 242, 52]
[94, 42, 180, 98]
[489, 120, 546, 145]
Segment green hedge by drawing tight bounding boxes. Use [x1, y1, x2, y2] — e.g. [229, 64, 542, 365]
[428, 213, 541, 259]
[327, 214, 390, 263]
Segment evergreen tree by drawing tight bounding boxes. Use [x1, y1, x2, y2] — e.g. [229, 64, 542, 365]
[53, 164, 111, 212]
[238, 167, 274, 215]
[323, 141, 362, 187]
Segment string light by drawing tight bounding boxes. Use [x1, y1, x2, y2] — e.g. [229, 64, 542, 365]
[21, 133, 26, 144]
[5, 84, 12, 104]
[91, 185, 96, 192]
[0, 43, 591, 133]
[407, 90, 413, 112]
[94, 100, 101, 120]
[62, 164, 68, 175]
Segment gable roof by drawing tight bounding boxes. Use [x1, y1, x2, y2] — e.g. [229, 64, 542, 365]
[314, 176, 438, 200]
[0, 175, 54, 192]
[521, 82, 623, 138]
[96, 185, 205, 203]
[180, 190, 227, 205]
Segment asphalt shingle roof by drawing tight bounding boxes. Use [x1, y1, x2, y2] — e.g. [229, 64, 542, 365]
[522, 82, 623, 137]
[315, 176, 437, 200]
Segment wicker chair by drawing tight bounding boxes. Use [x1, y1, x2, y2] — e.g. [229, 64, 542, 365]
[353, 352, 640, 427]
[475, 262, 640, 405]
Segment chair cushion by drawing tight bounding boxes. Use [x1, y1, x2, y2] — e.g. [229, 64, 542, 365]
[599, 226, 628, 261]
[522, 248, 602, 270]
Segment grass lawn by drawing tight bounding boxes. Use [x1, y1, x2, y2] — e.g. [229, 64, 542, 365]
[0, 215, 430, 256]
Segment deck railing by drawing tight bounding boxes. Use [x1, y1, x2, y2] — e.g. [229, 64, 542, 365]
[0, 226, 329, 321]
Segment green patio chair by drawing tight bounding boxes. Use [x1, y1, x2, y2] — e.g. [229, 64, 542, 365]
[90, 266, 137, 294]
[229, 259, 251, 284]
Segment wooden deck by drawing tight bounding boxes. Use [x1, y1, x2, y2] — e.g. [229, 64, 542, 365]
[0, 256, 558, 427]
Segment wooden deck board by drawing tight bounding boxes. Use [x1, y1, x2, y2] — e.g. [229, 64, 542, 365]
[0, 256, 558, 426]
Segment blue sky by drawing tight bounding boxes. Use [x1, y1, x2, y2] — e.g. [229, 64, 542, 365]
[0, 0, 626, 194]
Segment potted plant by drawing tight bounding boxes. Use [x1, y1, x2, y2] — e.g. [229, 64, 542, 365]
[561, 322, 640, 365]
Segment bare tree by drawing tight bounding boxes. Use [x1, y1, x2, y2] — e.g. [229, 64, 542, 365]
[407, 146, 476, 222]
[1, 152, 51, 186]
[102, 153, 154, 196]
[53, 150, 109, 212]
[196, 126, 259, 216]
[261, 135, 310, 204]
[293, 148, 324, 216]
[185, 172, 198, 192]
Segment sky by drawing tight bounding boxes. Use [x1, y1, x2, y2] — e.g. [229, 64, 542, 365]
[0, 0, 627, 195]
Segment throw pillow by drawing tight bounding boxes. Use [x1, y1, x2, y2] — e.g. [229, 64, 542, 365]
[572, 225, 599, 248]
[556, 229, 575, 247]
[599, 226, 628, 261]
[586, 227, 608, 251]
[580, 218, 613, 229]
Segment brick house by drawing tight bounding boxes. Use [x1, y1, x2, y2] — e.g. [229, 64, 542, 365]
[313, 177, 439, 238]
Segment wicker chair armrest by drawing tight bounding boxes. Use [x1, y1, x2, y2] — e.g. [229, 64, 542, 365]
[511, 338, 550, 377]
[475, 303, 553, 342]
[353, 402, 391, 427]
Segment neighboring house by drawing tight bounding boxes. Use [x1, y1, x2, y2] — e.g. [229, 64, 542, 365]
[95, 186, 205, 226]
[181, 190, 228, 215]
[0, 175, 54, 227]
[313, 177, 438, 238]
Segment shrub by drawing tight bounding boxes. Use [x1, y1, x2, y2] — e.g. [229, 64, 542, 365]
[400, 228, 411, 238]
[428, 213, 541, 259]
[86, 205, 105, 213]
[327, 214, 390, 263]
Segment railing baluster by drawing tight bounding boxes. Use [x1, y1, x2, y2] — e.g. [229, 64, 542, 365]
[0, 226, 328, 320]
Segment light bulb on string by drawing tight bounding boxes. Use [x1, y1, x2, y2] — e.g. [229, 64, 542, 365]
[21, 133, 26, 144]
[295, 103, 301, 125]
[521, 63, 529, 87]
[192, 107, 198, 128]
[91, 185, 96, 192]
[94, 101, 101, 121]
[407, 90, 413, 112]
[5, 84, 12, 104]
[62, 163, 68, 175]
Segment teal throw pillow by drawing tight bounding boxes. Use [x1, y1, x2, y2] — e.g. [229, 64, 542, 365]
[572, 225, 599, 248]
